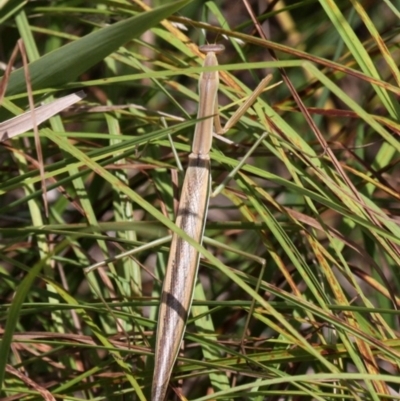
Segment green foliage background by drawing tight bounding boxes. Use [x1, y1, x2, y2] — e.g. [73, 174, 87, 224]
[0, 0, 399, 400]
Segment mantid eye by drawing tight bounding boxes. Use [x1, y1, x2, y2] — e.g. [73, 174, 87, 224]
[199, 43, 225, 54]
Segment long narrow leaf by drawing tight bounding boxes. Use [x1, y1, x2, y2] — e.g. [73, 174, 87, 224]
[0, 91, 85, 141]
[5, 0, 190, 95]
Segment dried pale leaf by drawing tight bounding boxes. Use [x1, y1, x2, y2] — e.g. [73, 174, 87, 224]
[0, 90, 86, 142]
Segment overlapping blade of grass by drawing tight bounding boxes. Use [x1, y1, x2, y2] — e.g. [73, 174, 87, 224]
[5, 0, 191, 95]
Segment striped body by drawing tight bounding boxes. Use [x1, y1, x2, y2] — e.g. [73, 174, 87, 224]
[152, 45, 223, 401]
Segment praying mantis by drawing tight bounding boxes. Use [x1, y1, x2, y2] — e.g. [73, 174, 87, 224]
[152, 44, 272, 401]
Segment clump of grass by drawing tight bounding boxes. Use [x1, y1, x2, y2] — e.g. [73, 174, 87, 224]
[1, 1, 399, 400]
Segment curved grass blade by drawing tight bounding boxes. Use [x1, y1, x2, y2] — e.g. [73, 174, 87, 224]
[5, 0, 191, 95]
